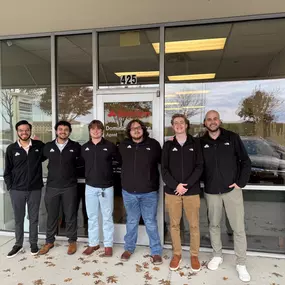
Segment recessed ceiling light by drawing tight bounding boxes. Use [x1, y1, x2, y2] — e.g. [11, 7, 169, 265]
[115, 71, 159, 77]
[152, 38, 227, 54]
[168, 73, 216, 81]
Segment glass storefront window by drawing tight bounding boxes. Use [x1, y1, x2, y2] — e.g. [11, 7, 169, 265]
[98, 29, 159, 87]
[0, 37, 52, 232]
[56, 34, 93, 145]
[56, 34, 93, 237]
[164, 18, 285, 253]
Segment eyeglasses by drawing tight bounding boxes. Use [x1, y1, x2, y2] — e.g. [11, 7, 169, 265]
[130, 126, 142, 131]
[17, 130, 31, 133]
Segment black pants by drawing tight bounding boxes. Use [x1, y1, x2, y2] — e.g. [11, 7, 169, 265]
[10, 189, 42, 247]
[76, 183, 88, 226]
[45, 186, 78, 243]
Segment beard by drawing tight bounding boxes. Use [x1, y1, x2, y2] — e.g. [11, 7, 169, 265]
[205, 124, 220, 133]
[17, 134, 31, 141]
[131, 134, 143, 141]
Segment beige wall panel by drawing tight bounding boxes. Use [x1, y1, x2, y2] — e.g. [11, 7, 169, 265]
[0, 0, 285, 36]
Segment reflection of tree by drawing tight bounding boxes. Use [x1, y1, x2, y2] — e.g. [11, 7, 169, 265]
[237, 89, 282, 124]
[1, 90, 14, 140]
[237, 88, 284, 137]
[165, 91, 205, 118]
[105, 102, 152, 127]
[39, 87, 92, 122]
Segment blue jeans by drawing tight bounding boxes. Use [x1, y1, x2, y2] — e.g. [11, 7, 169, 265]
[85, 185, 114, 247]
[122, 190, 162, 255]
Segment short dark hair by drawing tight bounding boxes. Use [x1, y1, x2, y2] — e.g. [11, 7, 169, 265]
[88, 120, 104, 131]
[15, 120, 32, 131]
[171, 113, 190, 131]
[55, 120, 72, 132]
[126, 119, 149, 140]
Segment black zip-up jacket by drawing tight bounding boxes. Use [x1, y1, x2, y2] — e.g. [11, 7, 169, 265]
[200, 128, 251, 194]
[162, 135, 203, 196]
[44, 139, 81, 188]
[81, 138, 119, 188]
[119, 137, 161, 194]
[4, 139, 45, 191]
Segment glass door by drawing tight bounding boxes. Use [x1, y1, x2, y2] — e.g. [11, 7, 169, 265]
[97, 91, 163, 245]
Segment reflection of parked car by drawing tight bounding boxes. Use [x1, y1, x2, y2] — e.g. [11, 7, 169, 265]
[241, 137, 285, 184]
[0, 139, 13, 176]
[0, 139, 13, 152]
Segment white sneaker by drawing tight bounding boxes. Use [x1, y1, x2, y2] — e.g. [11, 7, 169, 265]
[236, 265, 251, 282]
[207, 257, 223, 270]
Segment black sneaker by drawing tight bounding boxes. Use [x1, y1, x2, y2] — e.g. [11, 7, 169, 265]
[7, 245, 24, 258]
[31, 244, 39, 256]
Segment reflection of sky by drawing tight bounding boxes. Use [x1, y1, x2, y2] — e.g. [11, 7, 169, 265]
[165, 78, 285, 125]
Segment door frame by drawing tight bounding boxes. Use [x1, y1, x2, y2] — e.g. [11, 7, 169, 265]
[96, 89, 164, 245]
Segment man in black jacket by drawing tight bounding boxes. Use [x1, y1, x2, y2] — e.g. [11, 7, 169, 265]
[201, 110, 251, 282]
[119, 119, 163, 265]
[4, 120, 45, 258]
[162, 114, 203, 272]
[81, 120, 119, 257]
[39, 121, 81, 255]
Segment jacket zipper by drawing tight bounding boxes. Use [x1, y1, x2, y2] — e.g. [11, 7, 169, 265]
[214, 143, 221, 194]
[26, 149, 29, 191]
[134, 145, 138, 189]
[181, 145, 184, 182]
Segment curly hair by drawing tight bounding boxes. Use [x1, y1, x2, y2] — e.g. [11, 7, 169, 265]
[126, 119, 149, 140]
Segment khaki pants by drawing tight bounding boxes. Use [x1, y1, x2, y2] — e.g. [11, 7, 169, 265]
[205, 188, 247, 265]
[165, 193, 200, 256]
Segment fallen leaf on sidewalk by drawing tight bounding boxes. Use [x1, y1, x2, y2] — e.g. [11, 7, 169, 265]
[92, 259, 98, 263]
[17, 283, 24, 285]
[136, 264, 143, 272]
[82, 260, 90, 264]
[64, 278, 72, 282]
[143, 254, 151, 258]
[158, 279, 170, 285]
[152, 267, 160, 271]
[19, 257, 27, 262]
[46, 257, 53, 260]
[73, 266, 81, 270]
[21, 267, 27, 271]
[78, 257, 84, 261]
[179, 272, 185, 277]
[201, 261, 207, 267]
[93, 271, 103, 278]
[106, 275, 118, 283]
[33, 279, 44, 285]
[223, 277, 228, 280]
[163, 255, 170, 260]
[272, 272, 283, 277]
[3, 269, 11, 272]
[95, 281, 106, 285]
[143, 262, 149, 269]
[82, 272, 91, 276]
[115, 262, 124, 266]
[144, 271, 152, 280]
[47, 263, 56, 267]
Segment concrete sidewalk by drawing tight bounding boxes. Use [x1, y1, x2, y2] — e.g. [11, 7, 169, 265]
[0, 236, 284, 285]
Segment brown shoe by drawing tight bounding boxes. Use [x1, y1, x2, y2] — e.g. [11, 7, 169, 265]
[169, 255, 182, 271]
[191, 256, 201, 272]
[120, 250, 132, 262]
[151, 255, 163, 265]
[39, 243, 54, 255]
[67, 242, 77, 255]
[103, 247, 113, 257]
[82, 245, 100, 255]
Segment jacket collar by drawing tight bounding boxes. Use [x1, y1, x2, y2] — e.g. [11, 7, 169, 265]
[203, 127, 229, 142]
[172, 134, 194, 146]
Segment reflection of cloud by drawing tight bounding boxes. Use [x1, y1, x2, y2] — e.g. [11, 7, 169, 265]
[166, 78, 285, 124]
